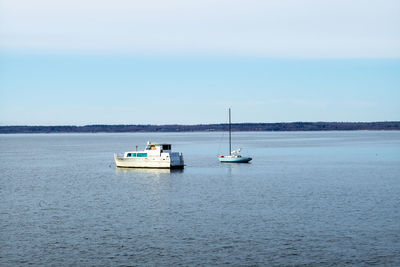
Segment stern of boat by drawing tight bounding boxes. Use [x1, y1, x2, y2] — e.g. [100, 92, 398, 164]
[170, 152, 184, 169]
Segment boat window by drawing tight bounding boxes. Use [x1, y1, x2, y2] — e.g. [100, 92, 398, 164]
[137, 153, 147, 157]
[127, 153, 131, 157]
[163, 145, 171, 150]
[150, 145, 156, 150]
[131, 153, 137, 157]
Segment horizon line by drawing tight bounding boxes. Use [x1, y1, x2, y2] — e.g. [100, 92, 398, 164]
[1, 121, 400, 127]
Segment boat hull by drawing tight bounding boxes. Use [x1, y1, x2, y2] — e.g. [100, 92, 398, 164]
[219, 157, 252, 163]
[114, 155, 184, 169]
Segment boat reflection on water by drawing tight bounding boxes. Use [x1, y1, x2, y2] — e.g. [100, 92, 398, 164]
[114, 167, 184, 195]
[115, 166, 183, 176]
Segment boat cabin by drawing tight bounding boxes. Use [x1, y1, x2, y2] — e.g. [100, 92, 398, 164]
[145, 143, 172, 152]
[123, 142, 172, 158]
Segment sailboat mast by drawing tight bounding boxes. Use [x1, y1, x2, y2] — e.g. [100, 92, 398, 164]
[229, 108, 231, 155]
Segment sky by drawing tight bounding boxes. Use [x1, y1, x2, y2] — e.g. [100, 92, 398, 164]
[0, 0, 399, 125]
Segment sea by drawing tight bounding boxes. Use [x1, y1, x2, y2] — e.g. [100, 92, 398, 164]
[1, 131, 399, 266]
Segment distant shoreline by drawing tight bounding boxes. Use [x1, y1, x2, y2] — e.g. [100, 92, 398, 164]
[1, 122, 399, 133]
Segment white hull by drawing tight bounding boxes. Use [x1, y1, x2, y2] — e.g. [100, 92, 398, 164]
[114, 154, 184, 169]
[219, 155, 252, 163]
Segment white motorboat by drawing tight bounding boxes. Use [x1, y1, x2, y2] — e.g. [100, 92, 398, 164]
[114, 141, 184, 169]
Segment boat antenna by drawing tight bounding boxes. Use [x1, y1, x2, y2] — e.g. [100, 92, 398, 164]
[229, 108, 231, 155]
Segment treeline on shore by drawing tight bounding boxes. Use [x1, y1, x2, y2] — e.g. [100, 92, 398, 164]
[1, 122, 399, 133]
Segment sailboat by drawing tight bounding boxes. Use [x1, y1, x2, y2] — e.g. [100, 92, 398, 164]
[218, 108, 252, 163]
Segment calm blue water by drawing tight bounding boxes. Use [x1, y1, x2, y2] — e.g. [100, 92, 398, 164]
[1, 131, 400, 266]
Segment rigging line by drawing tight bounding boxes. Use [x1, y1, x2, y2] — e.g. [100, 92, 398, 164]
[216, 109, 229, 156]
[216, 128, 226, 155]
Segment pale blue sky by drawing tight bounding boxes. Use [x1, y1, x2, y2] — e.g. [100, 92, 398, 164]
[0, 0, 399, 125]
